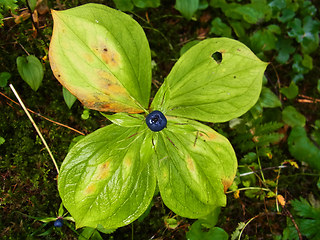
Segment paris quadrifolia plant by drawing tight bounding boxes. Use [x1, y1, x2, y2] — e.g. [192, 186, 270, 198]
[49, 3, 268, 230]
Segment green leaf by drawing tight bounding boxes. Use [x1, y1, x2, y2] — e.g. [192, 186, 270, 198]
[198, 206, 221, 228]
[112, 0, 134, 11]
[234, 6, 261, 24]
[292, 197, 320, 219]
[311, 120, 320, 145]
[180, 40, 201, 56]
[275, 37, 295, 64]
[58, 203, 64, 217]
[0, 72, 11, 87]
[39, 217, 57, 223]
[259, 87, 282, 108]
[288, 18, 304, 42]
[317, 79, 320, 93]
[0, 0, 18, 10]
[79, 227, 103, 240]
[27, 0, 37, 12]
[292, 54, 308, 75]
[58, 124, 156, 229]
[301, 54, 313, 70]
[280, 81, 298, 100]
[152, 38, 267, 123]
[187, 220, 228, 240]
[250, 29, 277, 52]
[231, 222, 246, 240]
[155, 117, 237, 218]
[230, 21, 246, 39]
[63, 87, 77, 109]
[96, 224, 115, 234]
[278, 9, 295, 23]
[0, 137, 5, 145]
[133, 0, 160, 8]
[301, 16, 320, 54]
[16, 55, 44, 91]
[164, 216, 179, 229]
[301, 1, 317, 16]
[137, 200, 153, 222]
[231, 2, 271, 24]
[175, 0, 199, 20]
[288, 16, 320, 54]
[291, 197, 320, 240]
[198, 0, 209, 10]
[102, 112, 144, 127]
[49, 4, 151, 113]
[268, 0, 286, 11]
[81, 109, 90, 120]
[282, 106, 306, 127]
[267, 24, 281, 35]
[210, 17, 232, 37]
[288, 126, 320, 171]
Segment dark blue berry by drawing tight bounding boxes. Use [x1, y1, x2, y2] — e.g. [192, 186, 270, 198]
[146, 110, 167, 132]
[54, 218, 63, 227]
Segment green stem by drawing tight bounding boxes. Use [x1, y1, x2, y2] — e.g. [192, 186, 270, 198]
[238, 215, 259, 240]
[226, 187, 271, 194]
[9, 84, 60, 175]
[256, 146, 266, 183]
[275, 166, 282, 212]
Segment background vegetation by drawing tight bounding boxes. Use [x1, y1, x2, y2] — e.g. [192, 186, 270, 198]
[0, 0, 319, 239]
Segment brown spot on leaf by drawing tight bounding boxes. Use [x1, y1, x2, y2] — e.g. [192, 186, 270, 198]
[100, 46, 120, 67]
[199, 131, 217, 141]
[124, 157, 132, 168]
[91, 43, 121, 68]
[96, 161, 111, 180]
[97, 71, 126, 95]
[186, 156, 195, 172]
[85, 183, 96, 194]
[83, 53, 94, 63]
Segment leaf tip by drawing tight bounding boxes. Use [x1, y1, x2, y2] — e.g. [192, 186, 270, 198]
[222, 178, 234, 193]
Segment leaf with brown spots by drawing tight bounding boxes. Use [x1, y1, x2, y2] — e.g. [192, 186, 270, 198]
[49, 4, 151, 113]
[155, 117, 237, 218]
[58, 124, 156, 229]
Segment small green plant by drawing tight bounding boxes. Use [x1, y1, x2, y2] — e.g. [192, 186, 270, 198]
[16, 55, 44, 91]
[283, 196, 320, 240]
[49, 3, 267, 230]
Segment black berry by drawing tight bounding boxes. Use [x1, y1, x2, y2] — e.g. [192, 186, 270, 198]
[146, 110, 167, 132]
[54, 218, 63, 227]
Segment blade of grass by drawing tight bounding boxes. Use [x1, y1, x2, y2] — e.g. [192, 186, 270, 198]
[9, 84, 59, 174]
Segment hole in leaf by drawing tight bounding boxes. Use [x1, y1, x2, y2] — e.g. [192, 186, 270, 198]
[211, 52, 222, 64]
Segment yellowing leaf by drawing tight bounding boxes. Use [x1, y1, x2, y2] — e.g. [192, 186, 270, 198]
[155, 117, 237, 218]
[277, 194, 286, 207]
[49, 4, 151, 113]
[58, 124, 156, 229]
[234, 190, 240, 199]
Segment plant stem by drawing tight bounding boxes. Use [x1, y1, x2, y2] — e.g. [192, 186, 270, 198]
[9, 84, 60, 174]
[275, 166, 282, 212]
[238, 215, 259, 240]
[226, 187, 271, 194]
[256, 146, 266, 183]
